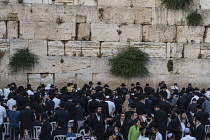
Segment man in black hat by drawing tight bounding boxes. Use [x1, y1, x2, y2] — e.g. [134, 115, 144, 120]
[136, 96, 146, 115]
[51, 120, 67, 140]
[114, 92, 124, 114]
[193, 117, 205, 140]
[95, 81, 103, 92]
[187, 98, 198, 117]
[120, 83, 128, 95]
[39, 112, 52, 140]
[136, 82, 143, 94]
[186, 83, 194, 94]
[159, 97, 170, 115]
[98, 95, 109, 116]
[88, 105, 106, 140]
[54, 101, 69, 129]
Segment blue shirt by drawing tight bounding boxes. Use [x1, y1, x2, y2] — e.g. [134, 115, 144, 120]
[8, 110, 20, 128]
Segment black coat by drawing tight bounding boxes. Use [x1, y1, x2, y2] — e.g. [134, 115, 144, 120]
[154, 109, 167, 140]
[45, 100, 55, 113]
[159, 101, 170, 115]
[51, 128, 67, 140]
[195, 111, 207, 125]
[65, 101, 75, 120]
[176, 98, 187, 110]
[89, 100, 99, 114]
[39, 120, 52, 140]
[168, 117, 182, 140]
[75, 106, 85, 121]
[187, 103, 198, 114]
[193, 124, 205, 140]
[55, 109, 70, 127]
[98, 101, 109, 116]
[58, 94, 69, 102]
[136, 101, 146, 115]
[114, 120, 125, 129]
[115, 97, 125, 114]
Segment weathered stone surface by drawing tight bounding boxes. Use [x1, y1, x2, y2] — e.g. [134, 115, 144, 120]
[167, 43, 184, 58]
[97, 0, 131, 7]
[48, 41, 65, 56]
[201, 10, 210, 26]
[19, 22, 35, 39]
[74, 0, 97, 6]
[201, 43, 210, 58]
[101, 42, 130, 57]
[142, 25, 176, 42]
[177, 26, 205, 43]
[57, 23, 76, 40]
[119, 24, 142, 42]
[9, 39, 29, 56]
[131, 42, 167, 58]
[24, 0, 42, 4]
[134, 8, 152, 24]
[43, 0, 53, 4]
[204, 27, 210, 43]
[200, 0, 210, 9]
[152, 8, 168, 25]
[28, 40, 48, 56]
[91, 23, 119, 41]
[167, 10, 189, 26]
[184, 43, 201, 58]
[0, 21, 6, 39]
[65, 41, 100, 57]
[132, 0, 156, 7]
[77, 23, 91, 41]
[7, 21, 18, 39]
[0, 39, 9, 58]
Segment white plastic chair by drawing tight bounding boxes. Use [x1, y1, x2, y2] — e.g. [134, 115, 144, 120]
[79, 129, 85, 135]
[33, 126, 42, 140]
[75, 133, 83, 138]
[68, 120, 74, 127]
[50, 121, 57, 134]
[53, 135, 66, 140]
[2, 122, 10, 140]
[66, 137, 76, 140]
[205, 125, 210, 133]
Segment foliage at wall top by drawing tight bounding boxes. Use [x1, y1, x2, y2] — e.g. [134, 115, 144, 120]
[109, 47, 150, 78]
[8, 48, 38, 73]
[187, 11, 203, 26]
[161, 0, 193, 9]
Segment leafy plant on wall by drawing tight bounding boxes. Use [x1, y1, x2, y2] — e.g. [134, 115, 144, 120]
[187, 10, 203, 26]
[8, 48, 38, 72]
[109, 47, 150, 77]
[167, 59, 173, 72]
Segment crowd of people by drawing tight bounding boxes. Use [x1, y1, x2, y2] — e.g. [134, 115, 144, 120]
[0, 81, 210, 140]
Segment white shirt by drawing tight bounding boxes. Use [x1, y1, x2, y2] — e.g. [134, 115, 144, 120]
[105, 100, 116, 116]
[166, 89, 171, 99]
[190, 95, 199, 104]
[171, 86, 179, 91]
[181, 135, 196, 140]
[0, 89, 3, 96]
[205, 91, 210, 99]
[53, 97, 61, 109]
[4, 88, 10, 100]
[155, 132, 162, 140]
[27, 90, 34, 96]
[7, 98, 16, 110]
[0, 105, 6, 125]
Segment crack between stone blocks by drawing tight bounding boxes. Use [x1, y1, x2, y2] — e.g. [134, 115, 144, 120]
[203, 26, 208, 43]
[18, 21, 20, 39]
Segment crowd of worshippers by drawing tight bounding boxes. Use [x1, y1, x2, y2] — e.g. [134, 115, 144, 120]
[1, 81, 210, 140]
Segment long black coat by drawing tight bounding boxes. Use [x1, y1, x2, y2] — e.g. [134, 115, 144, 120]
[45, 100, 55, 113]
[39, 120, 52, 140]
[159, 101, 170, 115]
[136, 101, 146, 115]
[55, 109, 70, 127]
[168, 117, 182, 140]
[154, 109, 167, 140]
[193, 124, 205, 140]
[115, 97, 125, 114]
[98, 101, 109, 116]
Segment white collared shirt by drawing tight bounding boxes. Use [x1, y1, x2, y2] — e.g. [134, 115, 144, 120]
[0, 105, 6, 125]
[4, 88, 10, 100]
[53, 97, 61, 109]
[155, 132, 162, 140]
[181, 135, 196, 140]
[7, 98, 16, 110]
[196, 123, 201, 129]
[27, 90, 34, 96]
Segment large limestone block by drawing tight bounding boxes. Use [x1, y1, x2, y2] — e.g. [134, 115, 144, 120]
[0, 39, 9, 57]
[0, 21, 6, 39]
[9, 39, 29, 56]
[24, 0, 42, 3]
[98, 0, 131, 7]
[65, 41, 100, 57]
[132, 0, 156, 7]
[35, 21, 55, 40]
[43, 0, 53, 4]
[119, 24, 142, 42]
[204, 27, 210, 43]
[202, 10, 210, 26]
[91, 23, 119, 42]
[201, 44, 210, 58]
[167, 43, 184, 58]
[101, 42, 130, 57]
[74, 0, 97, 6]
[152, 8, 168, 25]
[177, 26, 205, 43]
[167, 10, 189, 26]
[48, 41, 64, 56]
[57, 23, 76, 40]
[142, 25, 176, 42]
[131, 42, 167, 58]
[184, 43, 201, 58]
[7, 21, 18, 39]
[110, 7, 135, 24]
[200, 0, 210, 9]
[19, 22, 35, 39]
[28, 40, 48, 56]
[77, 23, 91, 41]
[134, 8, 152, 24]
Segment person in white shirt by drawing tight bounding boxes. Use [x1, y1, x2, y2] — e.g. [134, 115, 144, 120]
[4, 84, 10, 100]
[171, 83, 179, 91]
[0, 102, 7, 139]
[27, 89, 34, 96]
[6, 96, 16, 110]
[53, 96, 61, 109]
[181, 128, 196, 140]
[105, 96, 116, 117]
[205, 88, 210, 99]
[151, 127, 162, 140]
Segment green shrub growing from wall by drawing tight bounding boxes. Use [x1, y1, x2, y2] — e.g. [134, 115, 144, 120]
[8, 48, 38, 72]
[109, 47, 149, 77]
[161, 0, 193, 9]
[187, 11, 203, 26]
[167, 59, 173, 72]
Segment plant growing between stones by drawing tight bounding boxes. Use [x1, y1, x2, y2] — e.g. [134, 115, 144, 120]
[60, 58, 64, 63]
[56, 17, 64, 25]
[187, 11, 203, 26]
[17, 0, 23, 3]
[167, 59, 173, 72]
[109, 47, 149, 77]
[161, 0, 193, 9]
[98, 8, 104, 21]
[8, 48, 38, 72]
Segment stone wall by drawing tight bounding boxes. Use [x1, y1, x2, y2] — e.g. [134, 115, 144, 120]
[0, 0, 210, 89]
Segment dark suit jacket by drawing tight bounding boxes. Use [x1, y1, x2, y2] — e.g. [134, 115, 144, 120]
[195, 111, 207, 125]
[115, 97, 125, 114]
[168, 117, 182, 140]
[176, 98, 187, 110]
[45, 100, 55, 113]
[154, 109, 167, 138]
[75, 106, 85, 121]
[187, 103, 198, 114]
[193, 124, 205, 140]
[51, 128, 67, 140]
[98, 101, 109, 116]
[88, 113, 105, 132]
[136, 101, 146, 115]
[55, 109, 70, 127]
[159, 101, 170, 115]
[19, 108, 35, 130]
[39, 120, 52, 140]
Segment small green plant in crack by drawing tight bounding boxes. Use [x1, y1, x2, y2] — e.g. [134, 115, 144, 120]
[198, 53, 202, 59]
[98, 8, 104, 21]
[187, 11, 203, 26]
[117, 30, 122, 35]
[17, 0, 23, 3]
[167, 59, 173, 72]
[72, 52, 76, 56]
[56, 17, 64, 25]
[60, 58, 64, 63]
[161, 0, 193, 9]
